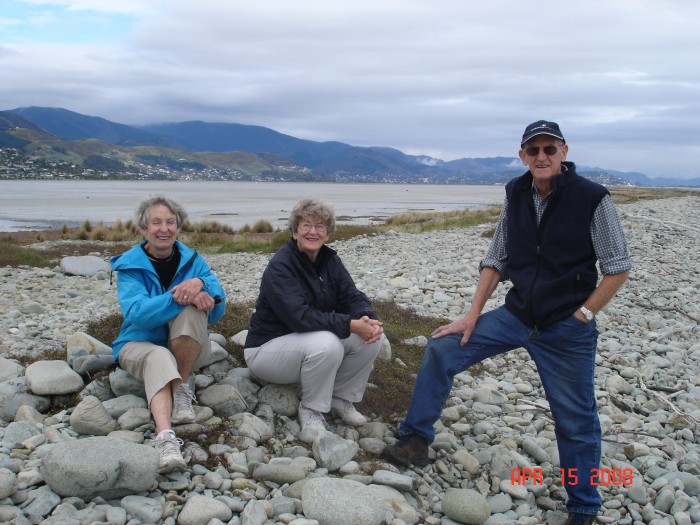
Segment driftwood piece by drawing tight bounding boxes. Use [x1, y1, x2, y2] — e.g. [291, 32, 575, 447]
[635, 371, 699, 426]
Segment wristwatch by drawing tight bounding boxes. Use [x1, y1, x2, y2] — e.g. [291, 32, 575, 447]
[579, 306, 594, 322]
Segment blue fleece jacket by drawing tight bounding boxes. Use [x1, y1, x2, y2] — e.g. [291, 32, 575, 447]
[110, 240, 226, 360]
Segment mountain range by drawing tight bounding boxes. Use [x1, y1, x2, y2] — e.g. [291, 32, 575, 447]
[2, 106, 698, 187]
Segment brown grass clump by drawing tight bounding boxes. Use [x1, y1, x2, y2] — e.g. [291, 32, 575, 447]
[250, 220, 274, 233]
[85, 312, 124, 347]
[181, 219, 234, 234]
[5, 345, 67, 367]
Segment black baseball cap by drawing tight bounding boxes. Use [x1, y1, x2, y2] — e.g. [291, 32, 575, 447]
[521, 120, 565, 145]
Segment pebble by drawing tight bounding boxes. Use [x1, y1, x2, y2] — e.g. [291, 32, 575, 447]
[0, 196, 698, 524]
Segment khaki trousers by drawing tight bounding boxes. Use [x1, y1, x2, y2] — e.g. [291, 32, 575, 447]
[118, 306, 211, 405]
[244, 331, 381, 413]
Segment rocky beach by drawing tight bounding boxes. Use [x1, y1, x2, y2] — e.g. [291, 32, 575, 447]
[0, 195, 698, 525]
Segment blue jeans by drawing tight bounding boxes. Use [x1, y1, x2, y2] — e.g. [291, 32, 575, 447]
[399, 306, 601, 514]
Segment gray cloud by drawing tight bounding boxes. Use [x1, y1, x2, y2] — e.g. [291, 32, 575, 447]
[1, 0, 699, 178]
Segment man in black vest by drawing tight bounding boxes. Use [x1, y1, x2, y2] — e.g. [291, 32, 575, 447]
[381, 121, 631, 525]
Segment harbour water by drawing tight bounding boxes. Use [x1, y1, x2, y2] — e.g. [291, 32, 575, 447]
[0, 180, 506, 232]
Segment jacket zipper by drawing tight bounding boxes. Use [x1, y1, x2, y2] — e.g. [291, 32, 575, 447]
[525, 192, 540, 329]
[526, 187, 556, 330]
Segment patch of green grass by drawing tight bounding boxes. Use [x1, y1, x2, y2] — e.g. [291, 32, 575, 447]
[189, 230, 290, 255]
[385, 206, 502, 233]
[0, 237, 52, 267]
[358, 300, 448, 421]
[608, 186, 700, 205]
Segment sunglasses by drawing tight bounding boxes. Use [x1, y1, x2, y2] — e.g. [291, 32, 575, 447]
[522, 145, 563, 156]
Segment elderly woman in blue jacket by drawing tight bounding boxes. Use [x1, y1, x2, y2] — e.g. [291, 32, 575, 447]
[111, 194, 225, 473]
[244, 197, 383, 433]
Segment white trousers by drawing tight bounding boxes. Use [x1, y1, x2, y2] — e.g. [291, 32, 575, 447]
[118, 306, 211, 405]
[244, 331, 382, 413]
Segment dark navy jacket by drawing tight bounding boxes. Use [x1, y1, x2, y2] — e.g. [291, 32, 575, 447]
[245, 238, 376, 348]
[504, 162, 608, 328]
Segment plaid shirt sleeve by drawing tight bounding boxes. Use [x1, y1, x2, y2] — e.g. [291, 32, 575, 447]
[479, 197, 509, 276]
[592, 194, 632, 275]
[478, 194, 631, 277]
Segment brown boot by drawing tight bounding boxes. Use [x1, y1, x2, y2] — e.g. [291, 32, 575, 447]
[379, 434, 430, 468]
[564, 513, 596, 525]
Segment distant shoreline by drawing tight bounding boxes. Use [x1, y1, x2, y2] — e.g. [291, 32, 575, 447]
[0, 180, 509, 234]
[2, 181, 697, 235]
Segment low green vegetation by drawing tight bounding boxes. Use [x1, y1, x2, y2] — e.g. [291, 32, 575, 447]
[608, 186, 699, 204]
[0, 236, 53, 267]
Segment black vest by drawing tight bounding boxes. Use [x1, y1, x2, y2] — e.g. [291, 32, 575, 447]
[504, 162, 608, 328]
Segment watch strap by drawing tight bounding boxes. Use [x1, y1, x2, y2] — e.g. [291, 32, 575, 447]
[579, 306, 594, 321]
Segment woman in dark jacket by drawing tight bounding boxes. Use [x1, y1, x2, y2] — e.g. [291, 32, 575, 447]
[244, 197, 383, 432]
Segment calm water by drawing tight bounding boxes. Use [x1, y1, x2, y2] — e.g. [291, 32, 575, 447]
[0, 180, 506, 232]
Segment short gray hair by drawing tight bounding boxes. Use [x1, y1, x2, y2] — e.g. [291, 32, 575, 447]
[135, 194, 188, 229]
[288, 197, 336, 234]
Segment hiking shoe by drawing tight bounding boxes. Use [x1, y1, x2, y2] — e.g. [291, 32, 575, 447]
[171, 383, 196, 425]
[331, 397, 367, 426]
[379, 434, 430, 468]
[565, 513, 596, 525]
[298, 404, 326, 432]
[154, 430, 187, 473]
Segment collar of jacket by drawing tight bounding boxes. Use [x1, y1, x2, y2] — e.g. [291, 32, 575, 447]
[287, 237, 336, 267]
[515, 161, 578, 193]
[110, 239, 195, 271]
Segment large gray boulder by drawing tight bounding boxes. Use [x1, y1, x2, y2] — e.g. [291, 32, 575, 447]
[60, 255, 110, 276]
[109, 368, 146, 398]
[441, 488, 491, 525]
[257, 384, 298, 416]
[67, 331, 114, 356]
[177, 495, 232, 525]
[1, 420, 41, 447]
[312, 431, 359, 472]
[230, 412, 273, 443]
[69, 396, 118, 435]
[40, 436, 158, 499]
[25, 360, 84, 395]
[0, 357, 24, 383]
[301, 477, 391, 525]
[197, 384, 247, 417]
[0, 376, 51, 422]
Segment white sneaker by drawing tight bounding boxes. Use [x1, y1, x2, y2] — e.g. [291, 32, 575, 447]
[171, 383, 196, 425]
[298, 404, 326, 432]
[331, 397, 367, 426]
[154, 430, 187, 473]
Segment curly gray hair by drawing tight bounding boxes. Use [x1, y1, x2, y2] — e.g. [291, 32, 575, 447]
[288, 197, 336, 235]
[135, 194, 188, 229]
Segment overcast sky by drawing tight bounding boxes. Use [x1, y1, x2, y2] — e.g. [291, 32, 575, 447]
[1, 0, 699, 179]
